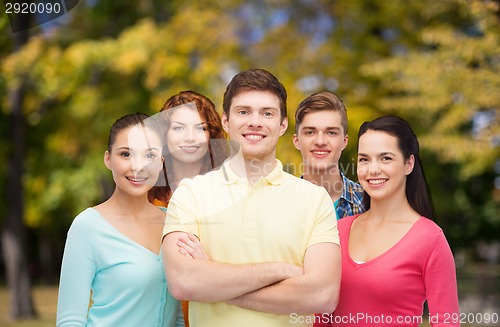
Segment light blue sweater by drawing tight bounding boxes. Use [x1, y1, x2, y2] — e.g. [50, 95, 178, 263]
[57, 208, 183, 327]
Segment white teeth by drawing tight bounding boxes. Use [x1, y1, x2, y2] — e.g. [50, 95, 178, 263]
[180, 146, 199, 150]
[369, 179, 386, 185]
[127, 177, 146, 182]
[312, 151, 329, 155]
[246, 135, 263, 140]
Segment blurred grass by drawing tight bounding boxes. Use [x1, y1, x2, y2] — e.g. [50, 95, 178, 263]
[0, 285, 56, 327]
[1, 262, 499, 327]
[0, 287, 442, 327]
[0, 284, 432, 326]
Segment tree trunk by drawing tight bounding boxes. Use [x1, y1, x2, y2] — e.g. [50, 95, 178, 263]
[1, 14, 37, 320]
[2, 85, 37, 319]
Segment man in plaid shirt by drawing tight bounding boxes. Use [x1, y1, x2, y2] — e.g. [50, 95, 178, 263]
[293, 91, 365, 219]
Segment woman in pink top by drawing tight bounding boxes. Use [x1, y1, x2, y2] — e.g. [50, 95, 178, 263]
[315, 116, 459, 327]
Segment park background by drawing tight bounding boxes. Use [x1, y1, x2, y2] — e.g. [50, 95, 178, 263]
[0, 0, 499, 325]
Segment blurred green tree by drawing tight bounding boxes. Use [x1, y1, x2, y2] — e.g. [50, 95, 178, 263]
[359, 0, 500, 247]
[1, 0, 499, 320]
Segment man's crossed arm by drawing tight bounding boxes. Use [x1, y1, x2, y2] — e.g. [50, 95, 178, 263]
[162, 232, 340, 314]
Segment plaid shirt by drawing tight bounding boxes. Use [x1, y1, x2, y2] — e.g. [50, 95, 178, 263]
[336, 171, 365, 219]
[300, 172, 365, 219]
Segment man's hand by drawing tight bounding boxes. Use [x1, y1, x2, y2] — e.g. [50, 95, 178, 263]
[163, 232, 304, 302]
[177, 233, 209, 260]
[223, 242, 341, 315]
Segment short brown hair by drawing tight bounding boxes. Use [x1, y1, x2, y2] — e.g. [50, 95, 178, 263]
[222, 69, 287, 121]
[295, 91, 348, 135]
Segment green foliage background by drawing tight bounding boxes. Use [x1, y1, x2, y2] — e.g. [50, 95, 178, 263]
[1, 0, 499, 280]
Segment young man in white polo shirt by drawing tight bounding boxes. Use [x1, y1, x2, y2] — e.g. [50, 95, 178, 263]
[162, 69, 340, 327]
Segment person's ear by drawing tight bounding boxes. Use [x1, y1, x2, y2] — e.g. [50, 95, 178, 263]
[342, 134, 348, 151]
[405, 154, 415, 175]
[104, 151, 112, 170]
[279, 117, 288, 136]
[222, 112, 229, 133]
[292, 134, 301, 151]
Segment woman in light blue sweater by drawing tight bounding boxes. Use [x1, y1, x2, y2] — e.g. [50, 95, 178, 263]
[57, 113, 184, 327]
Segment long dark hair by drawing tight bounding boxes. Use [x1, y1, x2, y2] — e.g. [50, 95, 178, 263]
[358, 116, 435, 220]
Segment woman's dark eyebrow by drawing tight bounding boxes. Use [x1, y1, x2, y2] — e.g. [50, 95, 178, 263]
[171, 122, 207, 126]
[358, 152, 397, 156]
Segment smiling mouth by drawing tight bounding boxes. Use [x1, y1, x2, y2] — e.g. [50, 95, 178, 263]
[180, 146, 200, 152]
[243, 134, 265, 141]
[368, 179, 387, 185]
[311, 150, 330, 155]
[126, 177, 147, 183]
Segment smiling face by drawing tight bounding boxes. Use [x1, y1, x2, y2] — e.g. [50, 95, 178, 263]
[293, 110, 348, 172]
[105, 124, 163, 198]
[166, 106, 210, 165]
[357, 130, 414, 203]
[222, 90, 288, 162]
